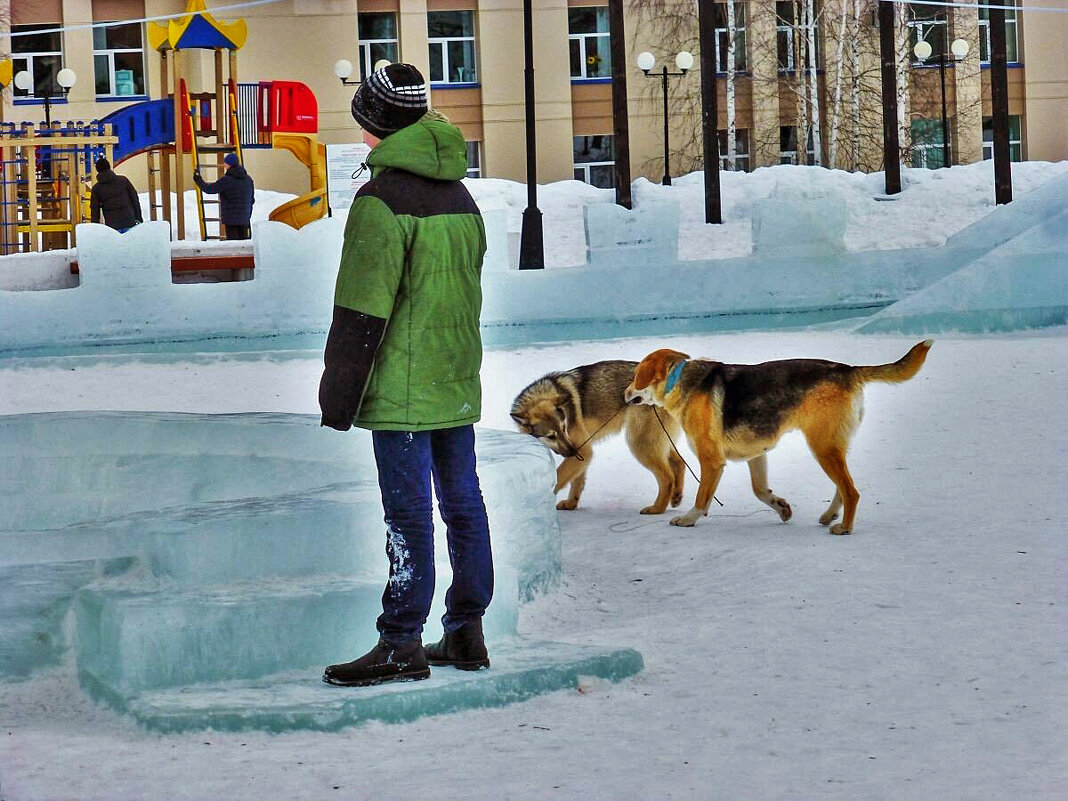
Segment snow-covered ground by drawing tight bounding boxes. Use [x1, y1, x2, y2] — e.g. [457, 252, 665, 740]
[1, 328, 1065, 800]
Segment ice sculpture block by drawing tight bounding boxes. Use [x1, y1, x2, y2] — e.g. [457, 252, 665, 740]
[858, 206, 1068, 334]
[584, 200, 679, 267]
[0, 412, 642, 729]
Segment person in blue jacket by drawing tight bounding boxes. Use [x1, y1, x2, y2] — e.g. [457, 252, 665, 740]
[193, 152, 255, 240]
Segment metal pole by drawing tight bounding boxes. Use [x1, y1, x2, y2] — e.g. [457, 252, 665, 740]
[662, 67, 671, 186]
[518, 0, 544, 269]
[43, 95, 52, 129]
[988, 5, 1013, 204]
[608, 0, 632, 208]
[878, 0, 900, 194]
[939, 55, 950, 167]
[697, 0, 721, 224]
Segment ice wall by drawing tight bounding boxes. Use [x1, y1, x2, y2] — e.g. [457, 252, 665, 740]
[1, 172, 1065, 356]
[858, 178, 1068, 334]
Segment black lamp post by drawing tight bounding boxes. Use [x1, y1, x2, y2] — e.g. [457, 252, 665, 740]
[518, 0, 544, 269]
[637, 50, 693, 186]
[912, 37, 969, 168]
[14, 67, 76, 129]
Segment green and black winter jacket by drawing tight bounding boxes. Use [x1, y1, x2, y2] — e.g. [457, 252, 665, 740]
[319, 113, 486, 432]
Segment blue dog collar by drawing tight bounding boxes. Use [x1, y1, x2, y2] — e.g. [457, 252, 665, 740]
[665, 359, 686, 394]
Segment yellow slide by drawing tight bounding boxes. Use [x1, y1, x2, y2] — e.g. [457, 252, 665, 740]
[270, 133, 329, 229]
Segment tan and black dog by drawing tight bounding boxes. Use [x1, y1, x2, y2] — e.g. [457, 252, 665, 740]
[511, 360, 686, 514]
[623, 341, 933, 533]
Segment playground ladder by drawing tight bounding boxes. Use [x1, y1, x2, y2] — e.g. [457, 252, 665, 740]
[186, 80, 245, 241]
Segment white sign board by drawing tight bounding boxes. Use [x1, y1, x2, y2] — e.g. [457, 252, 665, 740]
[326, 142, 372, 212]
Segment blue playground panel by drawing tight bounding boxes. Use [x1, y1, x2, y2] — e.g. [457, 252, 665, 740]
[99, 99, 176, 165]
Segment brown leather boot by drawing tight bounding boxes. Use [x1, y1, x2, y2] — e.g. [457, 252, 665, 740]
[423, 619, 490, 670]
[322, 638, 430, 687]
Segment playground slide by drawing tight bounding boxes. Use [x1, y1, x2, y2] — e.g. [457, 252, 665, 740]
[270, 133, 328, 230]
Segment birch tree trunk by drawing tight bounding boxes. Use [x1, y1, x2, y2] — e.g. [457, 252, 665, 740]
[828, 0, 849, 167]
[806, 0, 822, 165]
[895, 5, 912, 159]
[794, 0, 808, 163]
[849, 0, 861, 169]
[726, 0, 737, 168]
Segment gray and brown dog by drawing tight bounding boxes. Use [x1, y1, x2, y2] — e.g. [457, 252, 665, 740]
[511, 360, 685, 514]
[624, 341, 933, 533]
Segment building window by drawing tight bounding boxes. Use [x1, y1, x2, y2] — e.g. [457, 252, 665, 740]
[466, 141, 482, 178]
[11, 24, 64, 99]
[908, 3, 948, 64]
[428, 11, 477, 84]
[978, 1, 1019, 64]
[93, 22, 146, 97]
[776, 2, 818, 72]
[574, 135, 615, 188]
[718, 129, 750, 171]
[910, 118, 947, 168]
[358, 13, 400, 81]
[780, 125, 815, 165]
[982, 115, 1023, 161]
[714, 3, 747, 73]
[569, 7, 612, 79]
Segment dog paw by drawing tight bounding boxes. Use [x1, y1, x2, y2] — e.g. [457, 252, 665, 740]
[772, 497, 792, 522]
[829, 522, 852, 535]
[669, 514, 697, 527]
[556, 499, 579, 511]
[671, 493, 683, 508]
[819, 510, 839, 526]
[640, 504, 666, 515]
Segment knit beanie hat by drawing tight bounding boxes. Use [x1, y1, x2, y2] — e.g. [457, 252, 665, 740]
[350, 63, 428, 140]
[224, 152, 240, 167]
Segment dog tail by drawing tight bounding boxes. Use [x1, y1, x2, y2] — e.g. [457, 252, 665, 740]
[855, 340, 933, 384]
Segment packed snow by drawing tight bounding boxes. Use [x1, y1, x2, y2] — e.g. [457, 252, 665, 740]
[1, 328, 1066, 800]
[1, 162, 1066, 800]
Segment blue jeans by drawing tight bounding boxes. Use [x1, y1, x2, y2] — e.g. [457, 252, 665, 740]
[371, 425, 493, 644]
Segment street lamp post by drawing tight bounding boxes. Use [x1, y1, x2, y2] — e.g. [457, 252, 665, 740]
[333, 58, 392, 87]
[912, 37, 969, 168]
[637, 51, 693, 186]
[14, 68, 77, 128]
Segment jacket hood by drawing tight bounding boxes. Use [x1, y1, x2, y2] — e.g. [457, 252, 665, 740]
[366, 112, 468, 181]
[227, 165, 249, 180]
[97, 170, 116, 182]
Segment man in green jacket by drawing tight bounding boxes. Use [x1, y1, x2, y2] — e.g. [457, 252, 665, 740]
[319, 63, 493, 687]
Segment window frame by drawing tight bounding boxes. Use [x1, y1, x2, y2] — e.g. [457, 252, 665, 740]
[92, 21, 148, 99]
[775, 1, 819, 74]
[11, 23, 65, 101]
[573, 134, 615, 188]
[982, 114, 1023, 161]
[978, 1, 1019, 65]
[466, 140, 482, 178]
[908, 4, 949, 66]
[568, 7, 612, 80]
[427, 10, 479, 85]
[779, 125, 815, 165]
[358, 12, 400, 82]
[909, 117, 948, 168]
[718, 128, 751, 172]
[714, 2, 747, 73]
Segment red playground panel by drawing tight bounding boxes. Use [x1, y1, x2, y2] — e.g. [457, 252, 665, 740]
[268, 81, 318, 134]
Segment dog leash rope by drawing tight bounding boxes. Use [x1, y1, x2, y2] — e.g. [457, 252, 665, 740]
[609, 508, 771, 532]
[571, 407, 624, 462]
[652, 406, 724, 507]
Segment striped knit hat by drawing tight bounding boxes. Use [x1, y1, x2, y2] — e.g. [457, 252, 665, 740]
[350, 63, 428, 140]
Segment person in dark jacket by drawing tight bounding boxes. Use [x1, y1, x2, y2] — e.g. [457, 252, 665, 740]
[319, 63, 492, 688]
[90, 158, 142, 232]
[193, 152, 255, 240]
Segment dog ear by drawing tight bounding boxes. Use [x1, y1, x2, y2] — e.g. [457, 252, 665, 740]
[510, 411, 530, 430]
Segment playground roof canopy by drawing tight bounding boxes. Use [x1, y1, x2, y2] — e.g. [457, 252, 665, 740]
[147, 0, 247, 52]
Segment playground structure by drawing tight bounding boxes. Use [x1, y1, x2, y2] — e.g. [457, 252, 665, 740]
[0, 2, 329, 255]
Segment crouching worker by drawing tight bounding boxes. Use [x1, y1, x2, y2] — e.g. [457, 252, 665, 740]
[318, 63, 492, 688]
